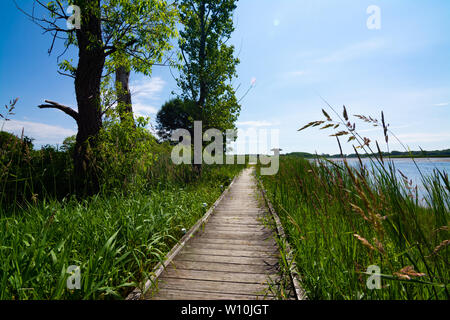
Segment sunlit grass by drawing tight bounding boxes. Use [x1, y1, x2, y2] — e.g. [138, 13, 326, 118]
[257, 156, 449, 300]
[0, 164, 243, 300]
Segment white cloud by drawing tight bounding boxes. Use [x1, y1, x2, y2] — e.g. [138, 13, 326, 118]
[129, 77, 166, 116]
[133, 102, 158, 117]
[2, 120, 76, 145]
[433, 102, 449, 107]
[395, 132, 450, 143]
[313, 38, 386, 64]
[130, 77, 165, 100]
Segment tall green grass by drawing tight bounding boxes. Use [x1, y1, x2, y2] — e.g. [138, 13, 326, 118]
[0, 163, 243, 299]
[1, 111, 246, 299]
[257, 156, 448, 299]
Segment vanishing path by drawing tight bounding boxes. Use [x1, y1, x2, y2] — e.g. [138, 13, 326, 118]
[146, 167, 284, 300]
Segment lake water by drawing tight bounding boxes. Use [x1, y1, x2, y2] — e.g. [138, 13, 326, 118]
[324, 158, 450, 203]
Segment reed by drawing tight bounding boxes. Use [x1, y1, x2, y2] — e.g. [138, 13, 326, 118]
[257, 106, 449, 300]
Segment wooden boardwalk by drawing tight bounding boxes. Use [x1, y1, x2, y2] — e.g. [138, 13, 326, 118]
[144, 167, 285, 300]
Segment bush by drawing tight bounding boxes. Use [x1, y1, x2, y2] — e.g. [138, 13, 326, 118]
[0, 131, 73, 210]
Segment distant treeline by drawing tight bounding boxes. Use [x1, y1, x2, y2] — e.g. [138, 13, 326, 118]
[286, 149, 450, 159]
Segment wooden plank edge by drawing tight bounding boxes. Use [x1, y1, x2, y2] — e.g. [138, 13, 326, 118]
[255, 175, 308, 301]
[126, 170, 242, 300]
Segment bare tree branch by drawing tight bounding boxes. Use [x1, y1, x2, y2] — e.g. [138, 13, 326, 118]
[57, 70, 76, 79]
[38, 100, 79, 121]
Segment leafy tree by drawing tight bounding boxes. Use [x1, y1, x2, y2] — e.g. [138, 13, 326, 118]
[104, 1, 178, 125]
[18, 0, 177, 194]
[97, 107, 158, 192]
[156, 98, 199, 141]
[175, 0, 241, 169]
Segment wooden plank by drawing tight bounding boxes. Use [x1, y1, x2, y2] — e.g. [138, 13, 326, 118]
[207, 219, 262, 224]
[162, 268, 279, 284]
[213, 210, 265, 215]
[187, 237, 277, 247]
[203, 226, 269, 233]
[170, 260, 278, 274]
[193, 227, 269, 234]
[174, 253, 278, 266]
[197, 231, 273, 241]
[182, 247, 279, 259]
[153, 278, 272, 296]
[199, 229, 273, 236]
[206, 223, 265, 229]
[207, 218, 264, 225]
[184, 242, 278, 253]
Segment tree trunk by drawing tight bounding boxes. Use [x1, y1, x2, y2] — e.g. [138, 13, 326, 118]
[72, 2, 105, 195]
[115, 65, 135, 126]
[194, 1, 207, 175]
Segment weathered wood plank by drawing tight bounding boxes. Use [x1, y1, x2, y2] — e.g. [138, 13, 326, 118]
[202, 227, 267, 234]
[174, 253, 278, 266]
[196, 232, 273, 241]
[162, 268, 279, 284]
[207, 218, 265, 225]
[188, 237, 277, 247]
[199, 229, 273, 236]
[170, 260, 278, 274]
[205, 223, 265, 229]
[154, 278, 272, 296]
[182, 247, 279, 259]
[184, 242, 278, 253]
[207, 219, 263, 225]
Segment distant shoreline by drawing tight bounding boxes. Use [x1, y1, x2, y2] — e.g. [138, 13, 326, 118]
[324, 157, 450, 162]
[285, 149, 450, 160]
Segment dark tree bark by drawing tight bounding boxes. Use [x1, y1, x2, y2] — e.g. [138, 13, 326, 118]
[37, 2, 105, 195]
[115, 65, 135, 126]
[71, 5, 105, 195]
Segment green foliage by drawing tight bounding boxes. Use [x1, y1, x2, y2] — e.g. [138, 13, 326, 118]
[104, 0, 178, 76]
[96, 109, 158, 193]
[55, 0, 178, 80]
[61, 135, 76, 154]
[156, 98, 199, 140]
[176, 0, 240, 132]
[0, 131, 73, 209]
[0, 131, 33, 152]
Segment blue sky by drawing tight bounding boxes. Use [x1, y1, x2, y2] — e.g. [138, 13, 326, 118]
[1, 0, 449, 154]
